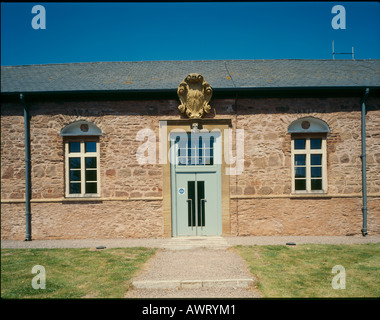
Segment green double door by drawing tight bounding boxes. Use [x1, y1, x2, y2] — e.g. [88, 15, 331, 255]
[170, 131, 222, 236]
[173, 171, 220, 236]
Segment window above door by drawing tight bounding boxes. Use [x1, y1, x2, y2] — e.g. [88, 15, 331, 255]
[171, 132, 221, 167]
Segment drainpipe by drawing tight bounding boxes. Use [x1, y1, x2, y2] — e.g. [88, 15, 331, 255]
[360, 88, 370, 237]
[20, 93, 32, 241]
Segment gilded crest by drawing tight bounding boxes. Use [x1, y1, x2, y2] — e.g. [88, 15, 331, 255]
[177, 73, 212, 119]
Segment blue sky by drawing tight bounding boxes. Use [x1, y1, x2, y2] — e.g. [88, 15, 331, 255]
[1, 2, 380, 65]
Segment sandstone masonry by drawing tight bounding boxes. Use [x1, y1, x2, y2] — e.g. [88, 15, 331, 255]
[1, 96, 380, 239]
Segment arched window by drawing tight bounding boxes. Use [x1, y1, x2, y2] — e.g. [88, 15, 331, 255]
[288, 117, 329, 194]
[61, 121, 102, 198]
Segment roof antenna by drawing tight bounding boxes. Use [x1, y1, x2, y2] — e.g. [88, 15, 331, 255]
[332, 40, 355, 60]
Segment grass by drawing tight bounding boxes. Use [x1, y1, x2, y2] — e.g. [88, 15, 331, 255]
[3, 244, 379, 299]
[1, 247, 156, 299]
[234, 243, 380, 298]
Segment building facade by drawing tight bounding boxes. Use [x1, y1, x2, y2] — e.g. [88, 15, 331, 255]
[1, 60, 380, 240]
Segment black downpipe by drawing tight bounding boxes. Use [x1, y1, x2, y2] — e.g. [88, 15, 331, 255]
[20, 93, 32, 241]
[360, 88, 370, 237]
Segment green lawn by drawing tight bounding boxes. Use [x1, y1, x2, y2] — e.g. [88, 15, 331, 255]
[3, 244, 379, 299]
[234, 243, 380, 298]
[1, 247, 156, 299]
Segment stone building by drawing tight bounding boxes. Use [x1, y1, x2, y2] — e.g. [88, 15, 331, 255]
[1, 60, 380, 240]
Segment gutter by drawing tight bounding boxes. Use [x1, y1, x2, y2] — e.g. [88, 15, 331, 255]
[2, 86, 379, 102]
[360, 88, 370, 236]
[20, 93, 32, 241]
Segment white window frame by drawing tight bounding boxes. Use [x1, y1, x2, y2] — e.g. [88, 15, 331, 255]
[65, 139, 100, 198]
[291, 135, 327, 194]
[171, 132, 221, 166]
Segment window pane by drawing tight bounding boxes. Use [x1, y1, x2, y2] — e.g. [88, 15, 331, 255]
[178, 156, 186, 165]
[198, 136, 203, 164]
[85, 142, 97, 153]
[69, 142, 81, 153]
[86, 170, 97, 181]
[69, 158, 81, 169]
[295, 167, 306, 178]
[311, 154, 322, 165]
[209, 137, 214, 165]
[294, 139, 305, 150]
[85, 182, 97, 194]
[311, 179, 322, 190]
[294, 155, 306, 166]
[70, 170, 81, 182]
[70, 183, 81, 194]
[176, 134, 215, 166]
[85, 157, 97, 169]
[311, 167, 322, 178]
[310, 138, 322, 149]
[295, 179, 306, 190]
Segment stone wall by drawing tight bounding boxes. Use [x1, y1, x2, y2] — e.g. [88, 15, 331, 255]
[1, 107, 25, 200]
[1, 96, 379, 239]
[230, 197, 380, 236]
[226, 96, 380, 236]
[0, 201, 163, 240]
[227, 97, 380, 197]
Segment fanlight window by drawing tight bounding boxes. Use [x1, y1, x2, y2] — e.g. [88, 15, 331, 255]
[60, 120, 102, 137]
[287, 117, 330, 134]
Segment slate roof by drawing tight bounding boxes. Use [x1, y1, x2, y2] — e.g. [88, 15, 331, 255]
[1, 59, 380, 94]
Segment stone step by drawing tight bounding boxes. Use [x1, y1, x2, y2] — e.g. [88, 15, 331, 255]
[132, 278, 254, 290]
[161, 236, 230, 250]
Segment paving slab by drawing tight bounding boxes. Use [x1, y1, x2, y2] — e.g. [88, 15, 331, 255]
[225, 235, 380, 246]
[133, 280, 181, 290]
[161, 236, 230, 250]
[132, 278, 254, 290]
[124, 287, 261, 298]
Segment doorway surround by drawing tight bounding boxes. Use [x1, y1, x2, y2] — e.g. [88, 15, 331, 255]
[161, 119, 231, 237]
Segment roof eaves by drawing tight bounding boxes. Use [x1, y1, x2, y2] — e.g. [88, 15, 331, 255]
[2, 85, 378, 103]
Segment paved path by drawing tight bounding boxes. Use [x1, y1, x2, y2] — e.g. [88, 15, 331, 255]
[3, 235, 379, 298]
[125, 245, 261, 298]
[2, 235, 379, 249]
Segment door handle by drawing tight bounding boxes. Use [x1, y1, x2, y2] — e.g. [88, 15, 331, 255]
[200, 199, 206, 228]
[187, 199, 193, 228]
